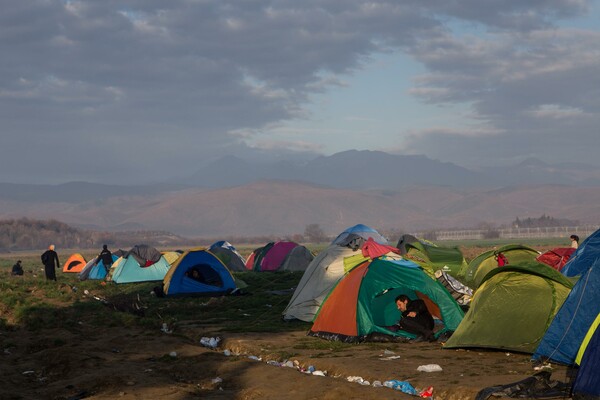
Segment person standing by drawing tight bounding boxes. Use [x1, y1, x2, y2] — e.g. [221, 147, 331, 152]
[570, 235, 580, 249]
[41, 244, 60, 281]
[98, 244, 113, 272]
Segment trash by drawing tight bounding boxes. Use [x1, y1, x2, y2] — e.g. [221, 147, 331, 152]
[200, 337, 221, 348]
[347, 376, 365, 384]
[307, 365, 315, 373]
[161, 323, 173, 334]
[380, 355, 402, 360]
[312, 370, 326, 376]
[283, 360, 295, 368]
[169, 351, 177, 358]
[420, 386, 434, 398]
[417, 364, 443, 372]
[383, 349, 395, 355]
[248, 355, 261, 361]
[383, 380, 418, 395]
[267, 360, 281, 366]
[533, 363, 552, 371]
[211, 377, 223, 384]
[22, 370, 35, 375]
[360, 380, 370, 385]
[372, 380, 383, 387]
[223, 349, 231, 356]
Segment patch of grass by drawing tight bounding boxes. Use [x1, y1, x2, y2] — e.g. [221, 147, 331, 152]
[293, 338, 352, 352]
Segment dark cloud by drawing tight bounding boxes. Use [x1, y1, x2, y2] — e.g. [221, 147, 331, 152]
[0, 0, 595, 183]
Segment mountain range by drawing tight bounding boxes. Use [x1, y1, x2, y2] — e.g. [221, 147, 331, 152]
[1, 150, 599, 237]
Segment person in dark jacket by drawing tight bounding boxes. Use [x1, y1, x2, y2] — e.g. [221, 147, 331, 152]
[11, 260, 24, 276]
[393, 294, 435, 342]
[41, 244, 60, 281]
[98, 244, 113, 272]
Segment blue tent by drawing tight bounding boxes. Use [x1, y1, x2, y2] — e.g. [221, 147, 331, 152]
[78, 254, 119, 281]
[562, 228, 600, 277]
[573, 319, 600, 398]
[332, 224, 388, 246]
[109, 245, 171, 284]
[533, 258, 600, 365]
[163, 248, 237, 296]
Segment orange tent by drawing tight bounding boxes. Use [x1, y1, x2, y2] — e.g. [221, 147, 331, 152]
[63, 253, 87, 273]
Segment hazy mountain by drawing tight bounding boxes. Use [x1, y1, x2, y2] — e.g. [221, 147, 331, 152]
[185, 150, 489, 189]
[185, 151, 600, 189]
[1, 180, 599, 237]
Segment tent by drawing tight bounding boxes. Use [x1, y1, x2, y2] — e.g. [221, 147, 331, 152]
[209, 241, 248, 272]
[396, 234, 467, 277]
[444, 262, 573, 353]
[562, 228, 600, 277]
[162, 248, 237, 296]
[536, 247, 576, 271]
[331, 224, 388, 247]
[459, 244, 540, 288]
[282, 244, 362, 322]
[309, 257, 464, 342]
[572, 313, 600, 398]
[162, 250, 183, 266]
[108, 244, 171, 284]
[78, 254, 119, 280]
[62, 253, 87, 273]
[245, 241, 313, 272]
[533, 257, 600, 365]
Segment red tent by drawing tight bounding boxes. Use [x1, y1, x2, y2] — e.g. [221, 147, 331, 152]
[536, 247, 575, 271]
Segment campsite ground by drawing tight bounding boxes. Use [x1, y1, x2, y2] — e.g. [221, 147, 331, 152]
[0, 241, 574, 400]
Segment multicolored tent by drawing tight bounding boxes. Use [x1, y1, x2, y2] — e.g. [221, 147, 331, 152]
[536, 247, 576, 271]
[107, 244, 171, 284]
[245, 241, 313, 272]
[459, 244, 540, 288]
[309, 257, 464, 342]
[282, 244, 364, 322]
[163, 248, 237, 296]
[62, 253, 87, 273]
[444, 262, 573, 353]
[396, 234, 468, 277]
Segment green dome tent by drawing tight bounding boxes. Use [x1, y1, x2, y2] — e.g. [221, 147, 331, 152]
[444, 262, 574, 353]
[459, 244, 540, 288]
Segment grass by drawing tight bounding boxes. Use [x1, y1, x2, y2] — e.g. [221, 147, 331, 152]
[0, 238, 563, 336]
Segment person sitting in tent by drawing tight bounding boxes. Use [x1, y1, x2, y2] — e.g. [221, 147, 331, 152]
[390, 294, 435, 342]
[494, 251, 508, 267]
[570, 234, 579, 249]
[98, 244, 114, 272]
[11, 260, 24, 276]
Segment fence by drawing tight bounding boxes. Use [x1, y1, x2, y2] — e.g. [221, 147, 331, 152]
[415, 225, 598, 241]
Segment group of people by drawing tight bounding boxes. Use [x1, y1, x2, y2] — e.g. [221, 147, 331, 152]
[11, 244, 115, 281]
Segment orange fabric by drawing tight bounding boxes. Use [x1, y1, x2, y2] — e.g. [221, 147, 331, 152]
[416, 291, 442, 319]
[311, 263, 369, 336]
[62, 253, 87, 273]
[361, 238, 399, 259]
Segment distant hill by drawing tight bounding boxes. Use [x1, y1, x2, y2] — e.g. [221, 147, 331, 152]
[1, 180, 599, 237]
[185, 150, 600, 189]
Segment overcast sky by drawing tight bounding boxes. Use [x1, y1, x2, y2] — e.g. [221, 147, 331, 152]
[2, 0, 599, 184]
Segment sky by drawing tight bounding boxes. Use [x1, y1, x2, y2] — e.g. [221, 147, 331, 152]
[1, 0, 599, 184]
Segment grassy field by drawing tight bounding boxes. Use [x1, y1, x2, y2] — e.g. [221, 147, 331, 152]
[0, 237, 564, 335]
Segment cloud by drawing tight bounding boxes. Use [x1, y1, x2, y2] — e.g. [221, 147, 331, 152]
[0, 0, 597, 183]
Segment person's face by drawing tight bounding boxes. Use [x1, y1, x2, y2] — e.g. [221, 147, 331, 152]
[396, 300, 408, 312]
